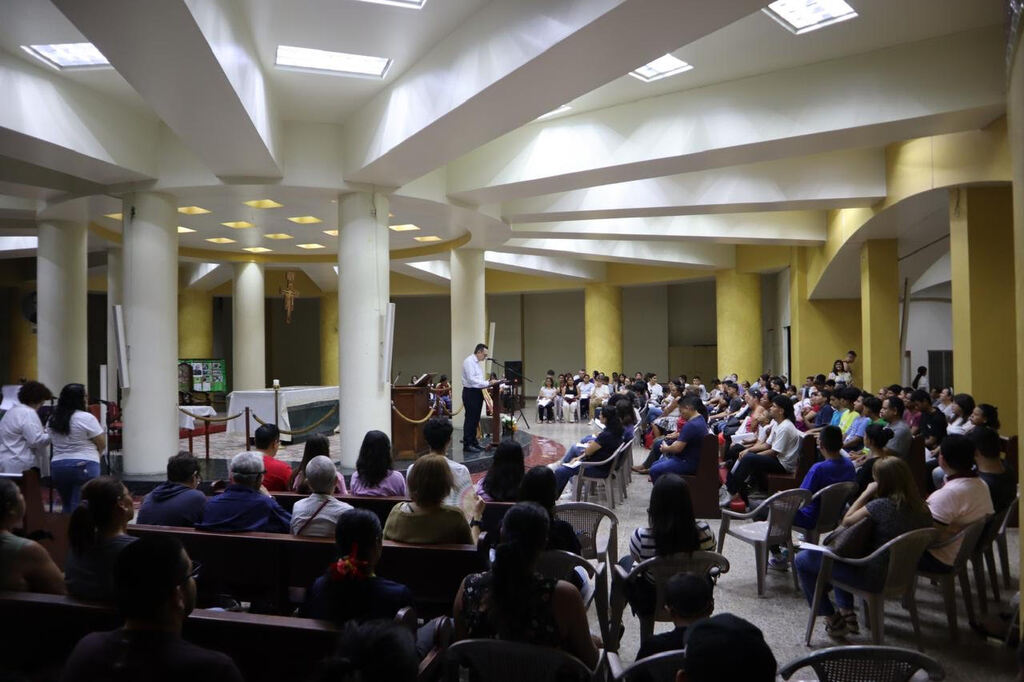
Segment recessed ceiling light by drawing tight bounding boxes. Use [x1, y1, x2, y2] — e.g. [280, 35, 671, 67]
[297, 243, 326, 249]
[265, 233, 293, 240]
[413, 235, 442, 243]
[354, 0, 427, 9]
[287, 216, 322, 224]
[243, 199, 283, 209]
[388, 224, 420, 232]
[275, 45, 391, 79]
[221, 221, 254, 229]
[536, 105, 572, 121]
[206, 237, 236, 244]
[244, 247, 273, 253]
[177, 226, 196, 234]
[629, 54, 693, 83]
[763, 0, 858, 34]
[179, 206, 211, 215]
[21, 43, 109, 70]
[323, 229, 339, 236]
[103, 212, 122, 220]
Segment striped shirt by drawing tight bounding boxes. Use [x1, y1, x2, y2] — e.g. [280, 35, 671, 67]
[629, 522, 715, 561]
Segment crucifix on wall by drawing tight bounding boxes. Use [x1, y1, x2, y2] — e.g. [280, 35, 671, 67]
[281, 271, 299, 324]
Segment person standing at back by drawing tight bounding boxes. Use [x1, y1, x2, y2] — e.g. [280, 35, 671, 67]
[47, 384, 105, 513]
[253, 424, 293, 492]
[0, 380, 52, 474]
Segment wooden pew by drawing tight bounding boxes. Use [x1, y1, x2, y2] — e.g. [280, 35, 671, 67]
[0, 590, 333, 682]
[126, 524, 486, 616]
[765, 434, 817, 493]
[904, 435, 930, 498]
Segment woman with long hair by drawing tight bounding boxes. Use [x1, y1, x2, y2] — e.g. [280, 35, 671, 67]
[517, 466, 581, 554]
[827, 360, 851, 386]
[946, 393, 977, 434]
[476, 439, 525, 502]
[0, 478, 65, 593]
[453, 502, 599, 668]
[552, 402, 625, 497]
[970, 403, 1000, 432]
[289, 434, 347, 494]
[350, 430, 407, 497]
[853, 423, 892, 494]
[620, 474, 714, 617]
[47, 384, 105, 513]
[795, 457, 932, 638]
[65, 476, 136, 601]
[537, 376, 558, 423]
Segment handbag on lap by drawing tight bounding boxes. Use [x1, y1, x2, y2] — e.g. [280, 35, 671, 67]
[822, 516, 873, 558]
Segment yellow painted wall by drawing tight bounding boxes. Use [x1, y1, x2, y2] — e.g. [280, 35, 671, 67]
[949, 186, 1018, 435]
[485, 269, 582, 294]
[736, 245, 792, 274]
[790, 248, 862, 385]
[714, 269, 762, 381]
[391, 272, 448, 296]
[859, 240, 900, 391]
[605, 263, 708, 286]
[584, 284, 622, 373]
[178, 289, 213, 358]
[320, 293, 338, 386]
[8, 285, 37, 381]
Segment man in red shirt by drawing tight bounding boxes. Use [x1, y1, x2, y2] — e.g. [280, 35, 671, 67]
[254, 424, 292, 491]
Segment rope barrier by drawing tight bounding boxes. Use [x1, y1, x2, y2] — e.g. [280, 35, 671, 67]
[177, 408, 245, 423]
[433, 398, 464, 417]
[251, 405, 339, 435]
[391, 402, 437, 425]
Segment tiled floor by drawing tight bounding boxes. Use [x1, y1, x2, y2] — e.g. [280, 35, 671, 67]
[527, 415, 1019, 681]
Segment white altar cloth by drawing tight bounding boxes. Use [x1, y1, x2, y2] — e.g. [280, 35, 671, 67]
[227, 386, 339, 435]
[178, 405, 217, 430]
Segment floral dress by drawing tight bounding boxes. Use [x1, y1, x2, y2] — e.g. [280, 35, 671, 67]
[461, 571, 561, 646]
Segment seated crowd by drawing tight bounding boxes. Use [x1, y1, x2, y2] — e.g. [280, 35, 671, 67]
[0, 355, 1017, 680]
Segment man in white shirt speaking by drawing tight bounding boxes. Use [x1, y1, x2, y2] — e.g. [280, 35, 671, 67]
[461, 344, 498, 453]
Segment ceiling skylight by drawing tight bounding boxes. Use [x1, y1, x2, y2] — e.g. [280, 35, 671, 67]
[276, 45, 391, 79]
[179, 206, 211, 215]
[323, 230, 339, 236]
[628, 54, 693, 83]
[244, 247, 272, 253]
[22, 43, 109, 70]
[177, 226, 196, 234]
[355, 0, 427, 8]
[296, 243, 326, 249]
[243, 199, 283, 209]
[221, 221, 254, 229]
[536, 105, 572, 121]
[413, 235, 442, 243]
[206, 237, 235, 244]
[388, 224, 420, 232]
[103, 213, 122, 220]
[288, 216, 322, 224]
[264, 233, 293, 240]
[763, 0, 858, 35]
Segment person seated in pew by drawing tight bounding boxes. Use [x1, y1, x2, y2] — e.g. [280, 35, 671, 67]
[301, 508, 413, 623]
[407, 417, 471, 510]
[61, 535, 243, 682]
[309, 620, 419, 682]
[453, 502, 600, 669]
[137, 452, 207, 527]
[253, 423, 294, 493]
[970, 426, 1016, 515]
[289, 434, 347, 495]
[65, 476, 137, 601]
[517, 466, 581, 554]
[196, 452, 291, 534]
[0, 478, 65, 594]
[291, 456, 354, 538]
[648, 396, 710, 482]
[635, 572, 714, 661]
[385, 454, 483, 545]
[350, 430, 407, 497]
[475, 439, 525, 502]
[684, 614, 777, 682]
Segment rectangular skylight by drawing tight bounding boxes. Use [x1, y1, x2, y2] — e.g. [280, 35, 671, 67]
[763, 0, 858, 35]
[264, 233, 293, 240]
[388, 224, 420, 232]
[179, 206, 211, 215]
[221, 221, 254, 229]
[243, 199, 283, 209]
[276, 45, 391, 78]
[536, 105, 572, 121]
[296, 243, 326, 249]
[413, 235, 442, 243]
[288, 216, 322, 224]
[177, 226, 196, 234]
[244, 247, 272, 253]
[355, 0, 427, 8]
[206, 238, 236, 244]
[22, 43, 109, 70]
[628, 54, 693, 83]
[323, 230, 339, 236]
[103, 213, 122, 221]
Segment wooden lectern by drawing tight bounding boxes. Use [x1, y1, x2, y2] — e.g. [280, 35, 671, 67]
[392, 374, 433, 460]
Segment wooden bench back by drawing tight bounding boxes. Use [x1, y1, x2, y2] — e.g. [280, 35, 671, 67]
[683, 434, 722, 519]
[271, 492, 405, 525]
[126, 523, 485, 616]
[766, 434, 818, 493]
[0, 590, 337, 682]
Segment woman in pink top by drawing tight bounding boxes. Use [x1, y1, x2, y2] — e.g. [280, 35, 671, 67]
[350, 430, 408, 497]
[289, 434, 348, 494]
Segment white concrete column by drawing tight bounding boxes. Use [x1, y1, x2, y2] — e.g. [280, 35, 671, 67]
[337, 191, 390, 468]
[122, 193, 179, 474]
[105, 248, 123, 402]
[232, 262, 266, 391]
[37, 220, 88, 390]
[450, 248, 486, 411]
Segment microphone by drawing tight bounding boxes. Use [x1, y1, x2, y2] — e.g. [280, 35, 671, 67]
[487, 358, 507, 369]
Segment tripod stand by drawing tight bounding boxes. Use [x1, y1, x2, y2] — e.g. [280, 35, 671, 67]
[489, 359, 533, 430]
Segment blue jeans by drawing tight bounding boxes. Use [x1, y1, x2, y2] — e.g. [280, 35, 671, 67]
[795, 548, 879, 615]
[649, 454, 697, 481]
[554, 441, 608, 496]
[646, 406, 663, 425]
[51, 458, 100, 513]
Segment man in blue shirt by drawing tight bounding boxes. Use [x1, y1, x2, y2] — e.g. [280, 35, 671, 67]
[197, 452, 291, 533]
[649, 396, 709, 481]
[137, 452, 207, 527]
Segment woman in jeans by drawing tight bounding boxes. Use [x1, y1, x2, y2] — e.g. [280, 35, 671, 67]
[47, 384, 105, 513]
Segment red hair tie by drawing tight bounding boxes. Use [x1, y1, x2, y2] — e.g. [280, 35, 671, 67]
[328, 542, 370, 581]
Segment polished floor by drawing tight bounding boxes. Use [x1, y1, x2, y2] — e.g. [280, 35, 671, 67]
[525, 414, 1019, 681]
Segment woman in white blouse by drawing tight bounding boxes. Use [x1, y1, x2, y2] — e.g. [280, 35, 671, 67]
[47, 384, 105, 513]
[827, 359, 852, 386]
[0, 381, 53, 474]
[537, 376, 558, 423]
[946, 393, 976, 435]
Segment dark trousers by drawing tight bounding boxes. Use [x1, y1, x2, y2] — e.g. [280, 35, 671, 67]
[462, 386, 484, 447]
[726, 453, 786, 496]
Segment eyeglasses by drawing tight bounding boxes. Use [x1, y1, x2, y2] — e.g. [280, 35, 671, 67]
[184, 561, 202, 583]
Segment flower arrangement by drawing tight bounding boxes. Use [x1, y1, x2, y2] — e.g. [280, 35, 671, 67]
[500, 414, 517, 432]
